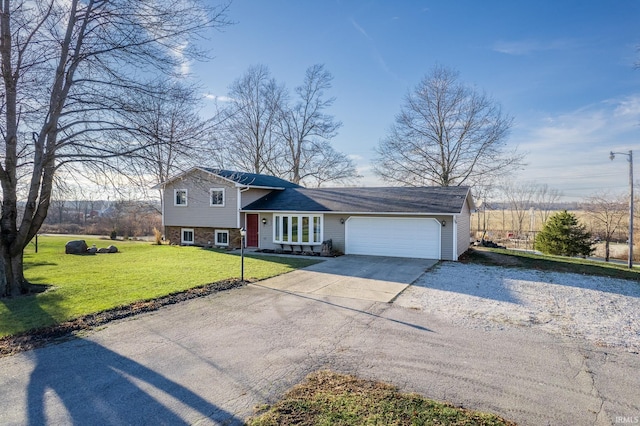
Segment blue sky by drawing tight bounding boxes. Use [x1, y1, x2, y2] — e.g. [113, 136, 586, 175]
[192, 1, 640, 201]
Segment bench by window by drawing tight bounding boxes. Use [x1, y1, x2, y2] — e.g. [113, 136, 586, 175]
[274, 214, 322, 245]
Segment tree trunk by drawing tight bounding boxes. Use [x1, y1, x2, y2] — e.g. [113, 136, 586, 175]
[1, 245, 27, 297]
[605, 240, 610, 262]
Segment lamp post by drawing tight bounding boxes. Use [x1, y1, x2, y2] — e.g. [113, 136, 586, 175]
[239, 227, 246, 281]
[609, 150, 634, 268]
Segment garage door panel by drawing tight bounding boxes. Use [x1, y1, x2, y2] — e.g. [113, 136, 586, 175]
[345, 217, 440, 259]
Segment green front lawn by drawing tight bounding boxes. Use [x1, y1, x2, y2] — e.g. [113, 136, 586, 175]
[0, 236, 317, 338]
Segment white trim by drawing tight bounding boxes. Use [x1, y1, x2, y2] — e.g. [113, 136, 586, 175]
[153, 167, 289, 190]
[161, 191, 165, 229]
[174, 189, 188, 207]
[273, 213, 324, 245]
[345, 217, 441, 259]
[214, 229, 229, 246]
[452, 214, 458, 260]
[237, 187, 246, 229]
[241, 210, 459, 216]
[181, 228, 194, 245]
[209, 188, 225, 207]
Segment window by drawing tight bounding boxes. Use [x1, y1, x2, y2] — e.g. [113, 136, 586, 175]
[181, 228, 194, 245]
[274, 214, 323, 244]
[174, 189, 188, 206]
[215, 230, 229, 246]
[210, 188, 225, 207]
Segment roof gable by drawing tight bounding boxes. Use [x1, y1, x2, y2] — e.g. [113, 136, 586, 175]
[243, 186, 472, 214]
[202, 169, 300, 188]
[153, 167, 299, 189]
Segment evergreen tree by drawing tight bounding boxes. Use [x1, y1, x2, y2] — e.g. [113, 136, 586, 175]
[535, 211, 594, 257]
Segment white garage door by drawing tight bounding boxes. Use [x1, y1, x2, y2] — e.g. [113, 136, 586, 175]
[345, 217, 441, 259]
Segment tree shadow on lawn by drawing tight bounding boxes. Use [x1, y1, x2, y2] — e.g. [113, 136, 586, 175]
[22, 260, 58, 271]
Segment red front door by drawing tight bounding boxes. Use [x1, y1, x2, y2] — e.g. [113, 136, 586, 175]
[246, 214, 259, 247]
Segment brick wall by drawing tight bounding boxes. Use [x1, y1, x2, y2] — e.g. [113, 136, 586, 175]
[165, 226, 242, 249]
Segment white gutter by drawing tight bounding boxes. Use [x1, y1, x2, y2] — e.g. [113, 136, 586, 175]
[238, 187, 251, 228]
[238, 210, 459, 216]
[452, 214, 458, 260]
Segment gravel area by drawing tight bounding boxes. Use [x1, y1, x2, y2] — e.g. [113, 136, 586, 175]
[395, 263, 640, 353]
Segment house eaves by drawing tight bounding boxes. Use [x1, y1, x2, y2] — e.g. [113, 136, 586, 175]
[242, 186, 472, 215]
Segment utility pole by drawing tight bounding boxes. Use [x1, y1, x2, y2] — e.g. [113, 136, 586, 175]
[610, 150, 634, 268]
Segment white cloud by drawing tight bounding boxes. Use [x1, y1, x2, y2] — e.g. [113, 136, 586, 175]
[510, 95, 640, 199]
[492, 38, 577, 55]
[204, 94, 233, 102]
[350, 18, 371, 40]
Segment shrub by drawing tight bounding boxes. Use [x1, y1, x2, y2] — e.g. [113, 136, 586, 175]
[110, 230, 117, 240]
[535, 210, 594, 257]
[152, 227, 163, 245]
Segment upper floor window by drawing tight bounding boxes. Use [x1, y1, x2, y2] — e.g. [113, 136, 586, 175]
[210, 188, 225, 206]
[174, 189, 188, 206]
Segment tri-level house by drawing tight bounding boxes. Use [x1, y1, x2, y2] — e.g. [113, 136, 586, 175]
[156, 167, 474, 260]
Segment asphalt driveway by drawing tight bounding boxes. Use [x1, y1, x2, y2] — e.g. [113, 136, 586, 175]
[0, 257, 638, 425]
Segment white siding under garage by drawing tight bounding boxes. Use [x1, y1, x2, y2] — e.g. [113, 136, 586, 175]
[345, 217, 441, 259]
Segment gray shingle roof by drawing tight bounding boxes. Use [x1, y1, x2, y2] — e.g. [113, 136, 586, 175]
[243, 186, 471, 214]
[201, 168, 300, 188]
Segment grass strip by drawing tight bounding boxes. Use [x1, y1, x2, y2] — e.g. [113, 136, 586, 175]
[464, 247, 640, 281]
[248, 370, 516, 426]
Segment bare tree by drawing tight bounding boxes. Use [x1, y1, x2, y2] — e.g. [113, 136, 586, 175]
[0, 0, 229, 296]
[501, 181, 538, 237]
[277, 64, 357, 186]
[535, 184, 562, 224]
[374, 65, 524, 187]
[219, 64, 359, 186]
[299, 141, 360, 187]
[115, 80, 220, 219]
[584, 193, 627, 261]
[219, 65, 286, 174]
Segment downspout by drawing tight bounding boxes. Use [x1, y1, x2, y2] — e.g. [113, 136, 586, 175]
[452, 214, 458, 261]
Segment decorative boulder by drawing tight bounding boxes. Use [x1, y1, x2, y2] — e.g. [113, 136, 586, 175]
[87, 245, 97, 254]
[65, 240, 88, 254]
[107, 245, 118, 253]
[97, 247, 110, 254]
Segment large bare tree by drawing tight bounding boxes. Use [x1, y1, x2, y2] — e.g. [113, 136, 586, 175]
[115, 80, 219, 220]
[218, 64, 359, 186]
[277, 64, 357, 186]
[0, 0, 229, 296]
[219, 65, 286, 175]
[374, 65, 523, 187]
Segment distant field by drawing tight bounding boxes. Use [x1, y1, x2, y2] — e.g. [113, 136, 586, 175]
[471, 209, 636, 260]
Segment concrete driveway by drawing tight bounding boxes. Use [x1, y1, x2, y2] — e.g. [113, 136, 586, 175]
[0, 259, 638, 425]
[255, 255, 437, 302]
